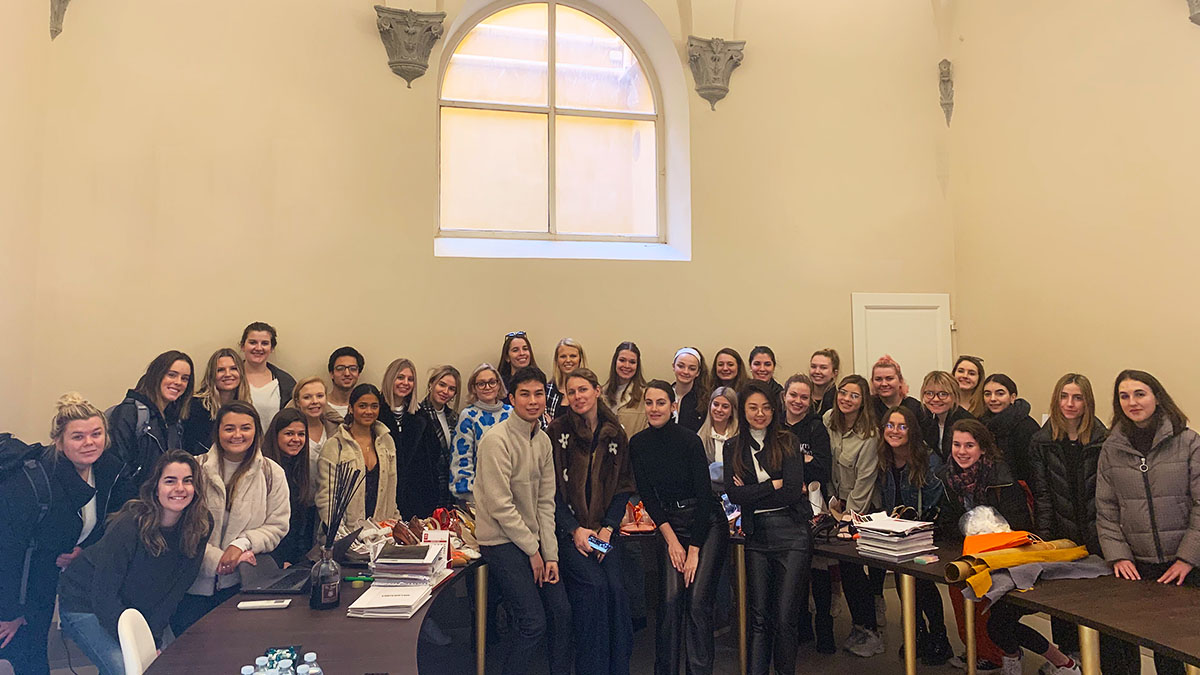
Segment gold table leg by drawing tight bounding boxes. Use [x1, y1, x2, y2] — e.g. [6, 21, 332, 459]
[1186, 665, 1200, 675]
[735, 543, 747, 675]
[900, 573, 917, 675]
[964, 598, 977, 675]
[1077, 624, 1100, 675]
[475, 563, 487, 675]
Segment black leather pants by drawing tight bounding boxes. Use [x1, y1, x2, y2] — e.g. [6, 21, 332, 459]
[654, 520, 729, 675]
[745, 512, 812, 675]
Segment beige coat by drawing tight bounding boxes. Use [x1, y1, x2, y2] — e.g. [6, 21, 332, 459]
[824, 409, 881, 515]
[189, 450, 291, 595]
[474, 415, 559, 561]
[316, 422, 400, 531]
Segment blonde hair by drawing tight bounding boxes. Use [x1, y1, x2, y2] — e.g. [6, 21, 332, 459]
[381, 358, 418, 414]
[552, 338, 588, 389]
[50, 392, 109, 448]
[288, 376, 343, 425]
[426, 365, 463, 412]
[920, 370, 961, 408]
[698, 387, 739, 463]
[465, 363, 507, 406]
[194, 348, 251, 416]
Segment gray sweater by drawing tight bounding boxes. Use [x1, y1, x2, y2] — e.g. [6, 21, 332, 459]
[474, 415, 559, 562]
[1096, 416, 1200, 566]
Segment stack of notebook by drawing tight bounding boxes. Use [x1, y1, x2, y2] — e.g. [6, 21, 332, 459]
[347, 584, 434, 619]
[854, 514, 936, 563]
[370, 543, 445, 586]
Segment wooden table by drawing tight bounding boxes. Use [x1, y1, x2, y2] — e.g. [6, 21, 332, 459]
[147, 562, 487, 675]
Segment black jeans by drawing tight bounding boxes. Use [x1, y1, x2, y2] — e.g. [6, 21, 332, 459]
[654, 521, 728, 675]
[746, 512, 812, 675]
[987, 600, 1050, 655]
[559, 532, 633, 675]
[839, 562, 877, 630]
[810, 566, 834, 646]
[888, 574, 947, 636]
[480, 543, 571, 675]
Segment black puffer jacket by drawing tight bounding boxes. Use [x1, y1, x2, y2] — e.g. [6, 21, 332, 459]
[980, 399, 1040, 485]
[919, 405, 975, 462]
[1028, 418, 1107, 555]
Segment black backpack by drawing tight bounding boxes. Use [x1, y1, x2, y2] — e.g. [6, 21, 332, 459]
[0, 433, 53, 606]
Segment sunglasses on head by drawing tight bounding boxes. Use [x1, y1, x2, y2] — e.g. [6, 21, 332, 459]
[505, 331, 527, 339]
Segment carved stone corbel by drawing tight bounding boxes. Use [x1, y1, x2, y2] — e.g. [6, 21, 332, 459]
[50, 0, 71, 40]
[374, 7, 446, 88]
[938, 59, 954, 126]
[1189, 0, 1200, 25]
[686, 36, 745, 110]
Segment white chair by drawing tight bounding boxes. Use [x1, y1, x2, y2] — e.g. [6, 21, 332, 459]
[117, 608, 158, 675]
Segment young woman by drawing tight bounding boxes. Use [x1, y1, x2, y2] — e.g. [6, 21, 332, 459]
[919, 370, 975, 462]
[876, 406, 952, 665]
[869, 355, 921, 421]
[724, 380, 811, 675]
[546, 368, 635, 675]
[451, 364, 512, 501]
[240, 322, 297, 425]
[261, 408, 317, 567]
[697, 387, 738, 494]
[317, 384, 400, 529]
[109, 350, 195, 508]
[938, 419, 1030, 672]
[497, 331, 538, 393]
[602, 341, 649, 437]
[953, 355, 986, 417]
[1028, 373, 1108, 659]
[809, 348, 840, 416]
[780, 374, 835, 653]
[824, 374, 885, 657]
[748, 346, 783, 405]
[289, 376, 342, 478]
[398, 366, 461, 517]
[171, 401, 289, 635]
[979, 373, 1039, 484]
[711, 347, 749, 393]
[631, 380, 726, 675]
[672, 347, 710, 432]
[1096, 370, 1200, 675]
[58, 450, 212, 675]
[183, 347, 251, 454]
[379, 357, 418, 443]
[0, 394, 121, 675]
[546, 338, 587, 422]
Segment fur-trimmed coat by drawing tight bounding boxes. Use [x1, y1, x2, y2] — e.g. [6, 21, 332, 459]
[546, 409, 635, 536]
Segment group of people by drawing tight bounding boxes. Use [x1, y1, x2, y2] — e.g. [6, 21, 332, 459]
[1, 324, 1197, 675]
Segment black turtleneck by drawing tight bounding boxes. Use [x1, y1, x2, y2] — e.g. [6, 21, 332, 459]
[629, 421, 719, 544]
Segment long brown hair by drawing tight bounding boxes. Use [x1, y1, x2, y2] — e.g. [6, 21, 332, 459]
[1047, 373, 1097, 444]
[730, 380, 795, 480]
[194, 348, 251, 416]
[828, 374, 877, 437]
[878, 405, 932, 488]
[950, 418, 1002, 463]
[497, 332, 538, 385]
[113, 449, 212, 557]
[1111, 370, 1189, 437]
[133, 350, 195, 421]
[711, 347, 749, 391]
[212, 401, 263, 508]
[673, 347, 711, 417]
[954, 355, 986, 416]
[261, 408, 312, 505]
[602, 341, 647, 410]
[564, 368, 621, 429]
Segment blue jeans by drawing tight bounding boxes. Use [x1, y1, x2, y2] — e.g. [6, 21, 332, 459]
[59, 611, 125, 675]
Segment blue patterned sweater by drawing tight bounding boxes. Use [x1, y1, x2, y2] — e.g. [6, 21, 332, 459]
[451, 400, 513, 497]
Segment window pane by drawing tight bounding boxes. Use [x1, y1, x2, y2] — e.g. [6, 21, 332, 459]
[441, 107, 547, 232]
[442, 4, 549, 107]
[555, 5, 654, 114]
[555, 116, 656, 236]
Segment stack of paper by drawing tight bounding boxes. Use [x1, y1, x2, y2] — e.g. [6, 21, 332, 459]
[347, 584, 434, 619]
[370, 543, 445, 586]
[854, 514, 936, 563]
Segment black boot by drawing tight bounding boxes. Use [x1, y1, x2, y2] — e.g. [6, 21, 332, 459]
[922, 630, 953, 666]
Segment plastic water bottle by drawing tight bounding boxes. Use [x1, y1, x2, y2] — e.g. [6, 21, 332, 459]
[296, 666, 310, 675]
[277, 660, 295, 675]
[303, 652, 322, 674]
[242, 667, 254, 675]
[254, 656, 270, 673]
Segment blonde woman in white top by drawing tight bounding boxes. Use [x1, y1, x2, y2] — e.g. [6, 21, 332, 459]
[698, 387, 738, 493]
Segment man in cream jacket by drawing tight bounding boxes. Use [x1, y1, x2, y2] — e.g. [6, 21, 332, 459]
[474, 367, 570, 675]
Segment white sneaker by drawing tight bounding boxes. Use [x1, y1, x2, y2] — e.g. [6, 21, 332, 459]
[1001, 653, 1023, 675]
[848, 628, 886, 658]
[875, 595, 887, 628]
[1047, 661, 1081, 675]
[951, 655, 1002, 672]
[842, 626, 866, 652]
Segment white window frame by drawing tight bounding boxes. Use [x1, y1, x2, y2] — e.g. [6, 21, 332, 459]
[434, 0, 691, 261]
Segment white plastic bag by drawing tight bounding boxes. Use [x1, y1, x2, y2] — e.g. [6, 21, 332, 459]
[959, 505, 1012, 537]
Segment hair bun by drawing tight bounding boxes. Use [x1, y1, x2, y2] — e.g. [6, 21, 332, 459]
[56, 391, 89, 408]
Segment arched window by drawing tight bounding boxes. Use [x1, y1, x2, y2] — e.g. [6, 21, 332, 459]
[438, 1, 678, 257]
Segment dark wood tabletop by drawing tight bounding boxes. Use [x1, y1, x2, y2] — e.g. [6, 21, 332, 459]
[813, 539, 1200, 667]
[147, 566, 471, 675]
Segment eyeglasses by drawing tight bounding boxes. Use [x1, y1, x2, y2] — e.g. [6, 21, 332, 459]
[836, 389, 862, 401]
[505, 331, 527, 338]
[333, 365, 360, 374]
[884, 422, 909, 431]
[922, 390, 952, 401]
[475, 380, 499, 389]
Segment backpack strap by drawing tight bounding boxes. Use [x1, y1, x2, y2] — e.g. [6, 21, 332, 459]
[17, 458, 52, 606]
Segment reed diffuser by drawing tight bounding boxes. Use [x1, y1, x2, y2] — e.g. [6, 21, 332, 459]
[310, 461, 362, 609]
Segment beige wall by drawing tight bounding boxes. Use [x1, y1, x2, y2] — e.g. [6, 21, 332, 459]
[5, 0, 956, 439]
[950, 0, 1200, 420]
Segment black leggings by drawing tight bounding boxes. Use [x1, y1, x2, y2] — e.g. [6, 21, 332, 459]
[655, 522, 728, 675]
[986, 601, 1050, 655]
[839, 562, 877, 630]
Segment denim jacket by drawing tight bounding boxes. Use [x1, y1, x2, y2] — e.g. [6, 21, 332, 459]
[878, 453, 944, 521]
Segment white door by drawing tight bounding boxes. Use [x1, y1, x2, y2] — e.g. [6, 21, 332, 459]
[851, 293, 952, 383]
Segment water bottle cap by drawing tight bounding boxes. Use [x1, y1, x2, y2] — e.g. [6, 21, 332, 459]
[242, 668, 254, 675]
[256, 656, 269, 666]
[280, 660, 293, 668]
[297, 667, 310, 675]
[304, 652, 317, 662]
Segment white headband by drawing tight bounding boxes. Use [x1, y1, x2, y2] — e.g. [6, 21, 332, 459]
[674, 347, 701, 364]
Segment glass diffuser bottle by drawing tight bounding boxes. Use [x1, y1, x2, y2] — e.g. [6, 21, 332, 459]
[309, 547, 341, 609]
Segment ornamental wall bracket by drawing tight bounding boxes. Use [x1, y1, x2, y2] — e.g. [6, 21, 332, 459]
[938, 58, 954, 127]
[374, 7, 446, 88]
[50, 0, 70, 40]
[1189, 0, 1200, 25]
[686, 35, 746, 110]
